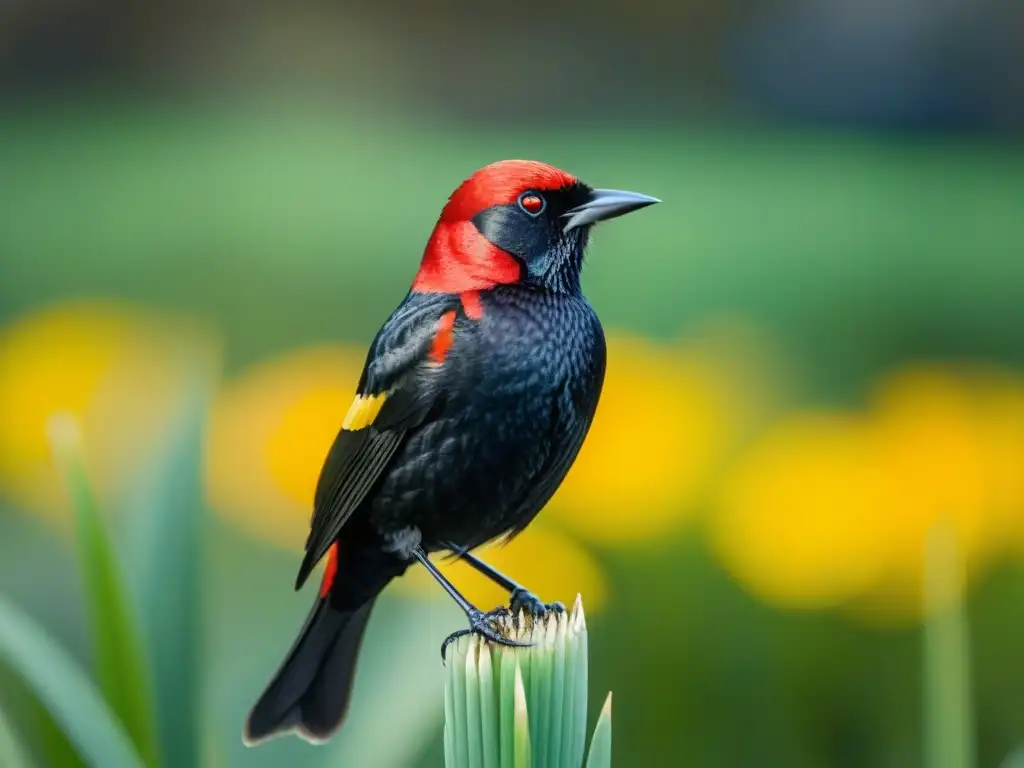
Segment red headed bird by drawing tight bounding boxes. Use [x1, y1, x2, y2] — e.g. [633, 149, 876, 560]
[244, 160, 659, 746]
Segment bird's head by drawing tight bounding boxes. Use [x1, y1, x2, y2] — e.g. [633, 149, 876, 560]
[412, 160, 659, 295]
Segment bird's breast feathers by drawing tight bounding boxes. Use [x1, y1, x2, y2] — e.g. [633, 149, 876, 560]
[338, 288, 605, 441]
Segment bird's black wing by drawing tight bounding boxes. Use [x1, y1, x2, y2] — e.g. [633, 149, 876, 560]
[294, 293, 458, 589]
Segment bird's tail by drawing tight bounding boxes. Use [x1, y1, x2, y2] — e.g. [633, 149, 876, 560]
[244, 540, 402, 745]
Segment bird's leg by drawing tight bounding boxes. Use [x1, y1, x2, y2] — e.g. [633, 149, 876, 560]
[442, 541, 565, 620]
[412, 547, 531, 659]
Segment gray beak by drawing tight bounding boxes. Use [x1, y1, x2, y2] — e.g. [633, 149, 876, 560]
[562, 188, 661, 232]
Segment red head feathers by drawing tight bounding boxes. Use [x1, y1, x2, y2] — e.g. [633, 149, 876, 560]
[411, 160, 578, 294]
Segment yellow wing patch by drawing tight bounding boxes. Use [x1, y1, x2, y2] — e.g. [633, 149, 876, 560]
[341, 392, 388, 430]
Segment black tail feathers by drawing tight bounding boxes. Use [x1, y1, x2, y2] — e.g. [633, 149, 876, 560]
[243, 596, 376, 746]
[246, 528, 409, 746]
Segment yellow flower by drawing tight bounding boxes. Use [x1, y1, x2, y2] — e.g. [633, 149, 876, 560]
[943, 368, 1024, 553]
[709, 363, 1024, 622]
[0, 300, 213, 521]
[206, 345, 366, 550]
[206, 344, 609, 611]
[850, 366, 1024, 622]
[547, 332, 736, 544]
[710, 413, 888, 609]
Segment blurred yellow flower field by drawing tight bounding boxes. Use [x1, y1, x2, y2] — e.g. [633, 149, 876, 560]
[5, 299, 1023, 629]
[0, 300, 215, 522]
[547, 331, 740, 545]
[711, 412, 889, 609]
[206, 344, 366, 549]
[710, 364, 1024, 622]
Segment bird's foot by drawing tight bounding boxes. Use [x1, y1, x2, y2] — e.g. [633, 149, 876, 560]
[441, 607, 531, 660]
[509, 587, 565, 621]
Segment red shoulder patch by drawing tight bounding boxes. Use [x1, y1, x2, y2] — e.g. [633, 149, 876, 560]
[460, 290, 484, 320]
[429, 310, 457, 364]
[319, 541, 339, 598]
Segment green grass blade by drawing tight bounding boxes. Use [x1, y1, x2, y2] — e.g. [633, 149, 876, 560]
[560, 615, 579, 768]
[49, 417, 159, 768]
[572, 598, 589, 765]
[445, 653, 456, 768]
[0, 665, 84, 768]
[0, 594, 146, 768]
[444, 600, 590, 768]
[532, 618, 554, 768]
[478, 643, 500, 768]
[548, 613, 567, 768]
[500, 645, 517, 768]
[453, 635, 470, 768]
[466, 638, 484, 768]
[520, 641, 533, 747]
[923, 523, 975, 768]
[999, 747, 1024, 768]
[128, 379, 208, 768]
[513, 662, 531, 768]
[584, 693, 612, 768]
[0, 700, 35, 768]
[200, 719, 227, 768]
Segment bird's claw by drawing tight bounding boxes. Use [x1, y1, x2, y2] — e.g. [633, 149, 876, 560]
[441, 607, 532, 660]
[440, 628, 471, 660]
[509, 587, 565, 620]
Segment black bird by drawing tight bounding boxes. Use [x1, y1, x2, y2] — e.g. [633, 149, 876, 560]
[244, 159, 659, 746]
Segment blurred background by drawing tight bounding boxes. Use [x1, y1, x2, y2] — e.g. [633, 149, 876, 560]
[1, 1, 1023, 766]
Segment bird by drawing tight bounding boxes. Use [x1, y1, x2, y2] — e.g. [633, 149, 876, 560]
[243, 159, 659, 746]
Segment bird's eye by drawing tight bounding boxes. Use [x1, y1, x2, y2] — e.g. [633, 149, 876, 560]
[518, 192, 545, 216]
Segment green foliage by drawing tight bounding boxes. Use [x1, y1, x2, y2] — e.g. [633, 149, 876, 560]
[0, 368, 444, 768]
[0, 701, 35, 768]
[923, 525, 975, 768]
[0, 379, 207, 768]
[2, 103, 1023, 388]
[443, 599, 610, 768]
[513, 665, 531, 768]
[50, 417, 160, 767]
[129, 379, 207, 768]
[584, 695, 612, 768]
[1000, 747, 1024, 768]
[0, 595, 145, 767]
[0, 670, 84, 768]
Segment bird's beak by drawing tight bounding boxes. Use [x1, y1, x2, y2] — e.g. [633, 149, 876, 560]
[562, 188, 661, 232]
